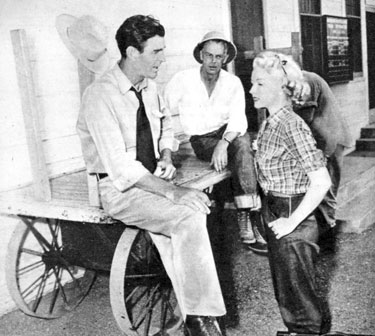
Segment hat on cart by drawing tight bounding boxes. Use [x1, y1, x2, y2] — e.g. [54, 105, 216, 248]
[55, 14, 110, 74]
[193, 31, 237, 65]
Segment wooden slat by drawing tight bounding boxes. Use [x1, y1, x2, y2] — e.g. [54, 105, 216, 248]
[77, 60, 100, 207]
[0, 156, 230, 223]
[10, 29, 51, 201]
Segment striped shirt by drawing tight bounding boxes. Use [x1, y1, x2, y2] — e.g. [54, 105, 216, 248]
[255, 106, 326, 195]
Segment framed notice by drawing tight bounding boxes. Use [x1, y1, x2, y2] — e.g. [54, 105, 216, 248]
[321, 15, 353, 84]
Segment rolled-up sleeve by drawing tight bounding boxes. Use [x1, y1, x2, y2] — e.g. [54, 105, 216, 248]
[157, 94, 179, 152]
[81, 88, 149, 192]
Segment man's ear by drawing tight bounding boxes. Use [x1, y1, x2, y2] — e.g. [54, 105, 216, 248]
[199, 50, 204, 63]
[126, 46, 139, 60]
[223, 53, 229, 64]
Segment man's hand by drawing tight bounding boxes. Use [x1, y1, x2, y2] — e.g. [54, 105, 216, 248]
[268, 217, 299, 239]
[167, 186, 211, 214]
[154, 156, 176, 181]
[210, 140, 229, 172]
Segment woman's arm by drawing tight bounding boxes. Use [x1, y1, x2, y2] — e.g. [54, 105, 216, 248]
[268, 166, 331, 239]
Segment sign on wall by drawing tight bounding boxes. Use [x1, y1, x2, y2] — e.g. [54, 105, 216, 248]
[321, 15, 353, 84]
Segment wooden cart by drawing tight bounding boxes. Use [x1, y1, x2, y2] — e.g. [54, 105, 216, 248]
[1, 29, 231, 335]
[0, 155, 230, 335]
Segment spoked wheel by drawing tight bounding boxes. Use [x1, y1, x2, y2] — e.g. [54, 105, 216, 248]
[110, 228, 183, 336]
[6, 216, 96, 319]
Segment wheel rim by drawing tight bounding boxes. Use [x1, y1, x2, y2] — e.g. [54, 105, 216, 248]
[110, 229, 183, 336]
[6, 217, 96, 319]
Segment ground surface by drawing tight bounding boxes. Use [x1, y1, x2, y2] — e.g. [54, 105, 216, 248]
[0, 209, 374, 336]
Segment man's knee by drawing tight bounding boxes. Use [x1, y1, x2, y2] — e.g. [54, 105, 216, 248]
[171, 206, 207, 235]
[231, 133, 254, 158]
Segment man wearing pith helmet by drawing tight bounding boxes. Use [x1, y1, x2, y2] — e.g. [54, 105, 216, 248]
[164, 31, 267, 254]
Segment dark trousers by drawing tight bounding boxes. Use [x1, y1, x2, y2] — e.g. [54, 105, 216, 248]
[190, 127, 258, 202]
[314, 145, 344, 232]
[262, 194, 325, 334]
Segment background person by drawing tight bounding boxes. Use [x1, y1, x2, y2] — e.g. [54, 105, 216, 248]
[77, 15, 225, 336]
[293, 70, 354, 237]
[250, 51, 332, 334]
[164, 31, 267, 254]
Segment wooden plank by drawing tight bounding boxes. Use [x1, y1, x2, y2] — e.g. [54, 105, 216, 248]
[0, 156, 230, 223]
[77, 61, 100, 207]
[10, 29, 51, 201]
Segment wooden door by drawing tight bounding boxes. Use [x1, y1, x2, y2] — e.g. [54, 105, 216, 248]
[367, 11, 375, 109]
[230, 0, 264, 133]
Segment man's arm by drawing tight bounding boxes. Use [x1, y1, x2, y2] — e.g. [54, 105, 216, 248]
[134, 171, 211, 214]
[210, 131, 240, 172]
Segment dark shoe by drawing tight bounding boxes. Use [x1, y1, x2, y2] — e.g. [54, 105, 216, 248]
[185, 315, 222, 336]
[248, 210, 268, 255]
[247, 240, 268, 255]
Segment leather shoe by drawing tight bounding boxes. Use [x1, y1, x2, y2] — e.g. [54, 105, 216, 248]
[184, 315, 222, 336]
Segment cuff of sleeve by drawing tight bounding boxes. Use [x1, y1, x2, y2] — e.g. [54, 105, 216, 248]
[160, 138, 180, 153]
[112, 168, 149, 192]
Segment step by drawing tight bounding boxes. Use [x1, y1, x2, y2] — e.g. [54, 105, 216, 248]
[336, 183, 375, 233]
[356, 138, 375, 151]
[360, 126, 375, 139]
[337, 156, 375, 205]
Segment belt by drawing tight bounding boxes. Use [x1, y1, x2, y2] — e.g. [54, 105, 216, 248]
[264, 190, 305, 198]
[94, 173, 108, 181]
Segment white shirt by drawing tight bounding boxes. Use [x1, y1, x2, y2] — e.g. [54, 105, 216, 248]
[77, 64, 178, 192]
[164, 67, 247, 136]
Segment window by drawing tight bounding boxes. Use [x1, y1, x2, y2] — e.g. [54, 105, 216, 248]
[299, 0, 363, 82]
[299, 0, 320, 15]
[300, 0, 322, 75]
[346, 0, 363, 74]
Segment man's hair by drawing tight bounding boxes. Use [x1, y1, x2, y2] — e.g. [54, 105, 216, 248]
[115, 15, 165, 58]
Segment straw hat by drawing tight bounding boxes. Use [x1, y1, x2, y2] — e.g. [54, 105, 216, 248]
[55, 14, 110, 74]
[193, 31, 237, 64]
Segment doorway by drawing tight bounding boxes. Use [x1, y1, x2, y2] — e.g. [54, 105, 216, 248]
[367, 11, 375, 115]
[230, 0, 264, 132]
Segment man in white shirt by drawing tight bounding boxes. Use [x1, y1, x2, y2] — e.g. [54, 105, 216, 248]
[164, 31, 267, 254]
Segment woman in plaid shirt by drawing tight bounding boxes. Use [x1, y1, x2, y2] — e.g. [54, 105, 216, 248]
[250, 51, 332, 335]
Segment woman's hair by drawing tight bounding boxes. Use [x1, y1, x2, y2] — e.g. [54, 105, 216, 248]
[253, 51, 305, 99]
[116, 15, 165, 58]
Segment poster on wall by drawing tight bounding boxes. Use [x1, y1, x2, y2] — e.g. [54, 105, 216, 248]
[321, 15, 353, 84]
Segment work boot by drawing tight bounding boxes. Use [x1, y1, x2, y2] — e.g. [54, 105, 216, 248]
[184, 315, 222, 336]
[237, 210, 256, 244]
[248, 210, 268, 255]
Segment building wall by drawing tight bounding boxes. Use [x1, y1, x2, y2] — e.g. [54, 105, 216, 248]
[263, 0, 369, 144]
[0, 0, 231, 315]
[0, 0, 371, 318]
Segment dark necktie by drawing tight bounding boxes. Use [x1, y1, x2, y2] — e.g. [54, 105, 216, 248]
[130, 87, 157, 173]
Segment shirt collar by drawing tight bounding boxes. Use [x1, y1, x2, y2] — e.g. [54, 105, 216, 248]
[266, 105, 293, 129]
[112, 62, 149, 95]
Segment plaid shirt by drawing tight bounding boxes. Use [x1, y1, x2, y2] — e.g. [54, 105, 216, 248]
[255, 106, 326, 195]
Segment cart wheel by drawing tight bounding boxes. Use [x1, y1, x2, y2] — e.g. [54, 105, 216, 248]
[6, 217, 96, 319]
[110, 229, 183, 336]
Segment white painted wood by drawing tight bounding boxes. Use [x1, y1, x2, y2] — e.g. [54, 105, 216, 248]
[10, 29, 51, 201]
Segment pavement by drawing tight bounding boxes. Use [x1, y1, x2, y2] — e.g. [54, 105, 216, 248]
[0, 209, 375, 336]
